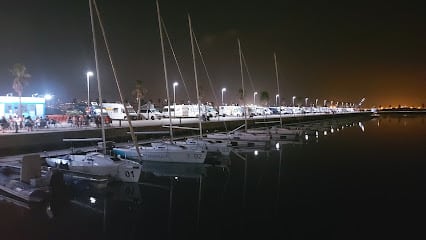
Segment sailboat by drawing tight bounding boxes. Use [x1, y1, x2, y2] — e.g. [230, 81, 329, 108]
[156, 14, 232, 156]
[243, 53, 305, 142]
[45, 0, 142, 183]
[205, 39, 272, 147]
[112, 1, 207, 164]
[246, 126, 304, 141]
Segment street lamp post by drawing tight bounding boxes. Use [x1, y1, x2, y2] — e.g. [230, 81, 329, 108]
[44, 94, 53, 108]
[221, 87, 226, 105]
[275, 94, 279, 106]
[86, 71, 94, 111]
[305, 97, 309, 107]
[173, 82, 178, 118]
[253, 91, 258, 105]
[292, 96, 296, 107]
[324, 99, 327, 107]
[315, 98, 318, 107]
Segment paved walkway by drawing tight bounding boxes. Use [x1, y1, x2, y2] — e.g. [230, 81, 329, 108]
[0, 113, 331, 135]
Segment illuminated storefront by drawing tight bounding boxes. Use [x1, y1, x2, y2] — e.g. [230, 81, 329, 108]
[0, 96, 45, 119]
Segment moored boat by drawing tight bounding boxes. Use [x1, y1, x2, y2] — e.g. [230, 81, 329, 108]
[0, 154, 52, 203]
[45, 151, 142, 183]
[113, 142, 207, 164]
[206, 130, 272, 148]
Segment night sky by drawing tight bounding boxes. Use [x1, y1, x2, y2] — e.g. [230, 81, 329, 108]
[0, 0, 425, 108]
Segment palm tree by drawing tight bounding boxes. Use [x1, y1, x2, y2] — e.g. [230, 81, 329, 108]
[132, 80, 147, 114]
[237, 88, 244, 105]
[260, 91, 269, 106]
[11, 63, 31, 117]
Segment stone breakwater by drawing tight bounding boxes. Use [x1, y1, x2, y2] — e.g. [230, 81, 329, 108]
[0, 112, 370, 157]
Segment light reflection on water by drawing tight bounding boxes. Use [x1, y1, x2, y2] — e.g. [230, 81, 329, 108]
[0, 114, 425, 239]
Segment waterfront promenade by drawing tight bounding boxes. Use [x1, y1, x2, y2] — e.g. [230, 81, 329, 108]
[0, 112, 371, 158]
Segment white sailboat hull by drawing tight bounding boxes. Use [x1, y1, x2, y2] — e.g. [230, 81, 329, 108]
[45, 152, 142, 183]
[206, 131, 271, 147]
[154, 138, 232, 156]
[247, 127, 304, 141]
[113, 143, 207, 164]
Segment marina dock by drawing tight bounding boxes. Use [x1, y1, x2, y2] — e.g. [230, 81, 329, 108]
[0, 112, 372, 159]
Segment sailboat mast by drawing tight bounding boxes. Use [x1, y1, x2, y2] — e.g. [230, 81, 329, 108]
[92, 0, 142, 161]
[188, 14, 203, 137]
[156, 0, 173, 142]
[238, 39, 247, 132]
[274, 52, 282, 128]
[89, 0, 106, 153]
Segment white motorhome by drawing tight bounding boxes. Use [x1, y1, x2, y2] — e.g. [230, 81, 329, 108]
[102, 103, 138, 120]
[219, 105, 243, 117]
[162, 104, 202, 118]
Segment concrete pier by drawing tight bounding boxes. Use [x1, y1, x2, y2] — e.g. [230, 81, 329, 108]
[0, 112, 371, 157]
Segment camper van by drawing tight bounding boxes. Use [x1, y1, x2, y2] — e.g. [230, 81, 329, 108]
[162, 104, 204, 118]
[102, 103, 138, 120]
[219, 105, 243, 117]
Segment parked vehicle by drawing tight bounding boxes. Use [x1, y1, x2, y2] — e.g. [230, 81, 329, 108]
[139, 108, 162, 120]
[138, 104, 162, 120]
[218, 105, 243, 117]
[102, 103, 138, 120]
[205, 106, 218, 118]
[269, 107, 280, 114]
[162, 104, 201, 118]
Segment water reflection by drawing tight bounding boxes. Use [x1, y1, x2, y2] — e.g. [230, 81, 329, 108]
[3, 115, 401, 239]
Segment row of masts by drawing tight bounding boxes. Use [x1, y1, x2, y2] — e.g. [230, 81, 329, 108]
[90, 0, 285, 149]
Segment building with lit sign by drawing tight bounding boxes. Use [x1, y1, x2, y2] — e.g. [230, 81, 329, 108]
[0, 96, 46, 119]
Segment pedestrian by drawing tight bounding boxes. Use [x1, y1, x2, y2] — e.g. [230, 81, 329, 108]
[14, 120, 18, 133]
[95, 115, 101, 128]
[1, 116, 9, 133]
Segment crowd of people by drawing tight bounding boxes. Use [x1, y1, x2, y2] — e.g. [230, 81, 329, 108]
[66, 114, 111, 128]
[0, 114, 112, 133]
[0, 115, 57, 133]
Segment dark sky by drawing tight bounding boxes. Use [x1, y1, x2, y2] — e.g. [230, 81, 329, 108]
[0, 0, 425, 107]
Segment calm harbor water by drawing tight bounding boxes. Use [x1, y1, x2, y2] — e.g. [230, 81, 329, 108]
[0, 114, 425, 240]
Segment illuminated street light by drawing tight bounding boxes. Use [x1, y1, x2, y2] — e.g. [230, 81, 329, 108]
[44, 94, 53, 108]
[292, 96, 296, 107]
[173, 82, 178, 118]
[221, 87, 226, 105]
[86, 71, 94, 110]
[173, 82, 179, 104]
[44, 94, 53, 100]
[275, 94, 279, 106]
[253, 92, 258, 105]
[305, 97, 309, 107]
[323, 99, 327, 107]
